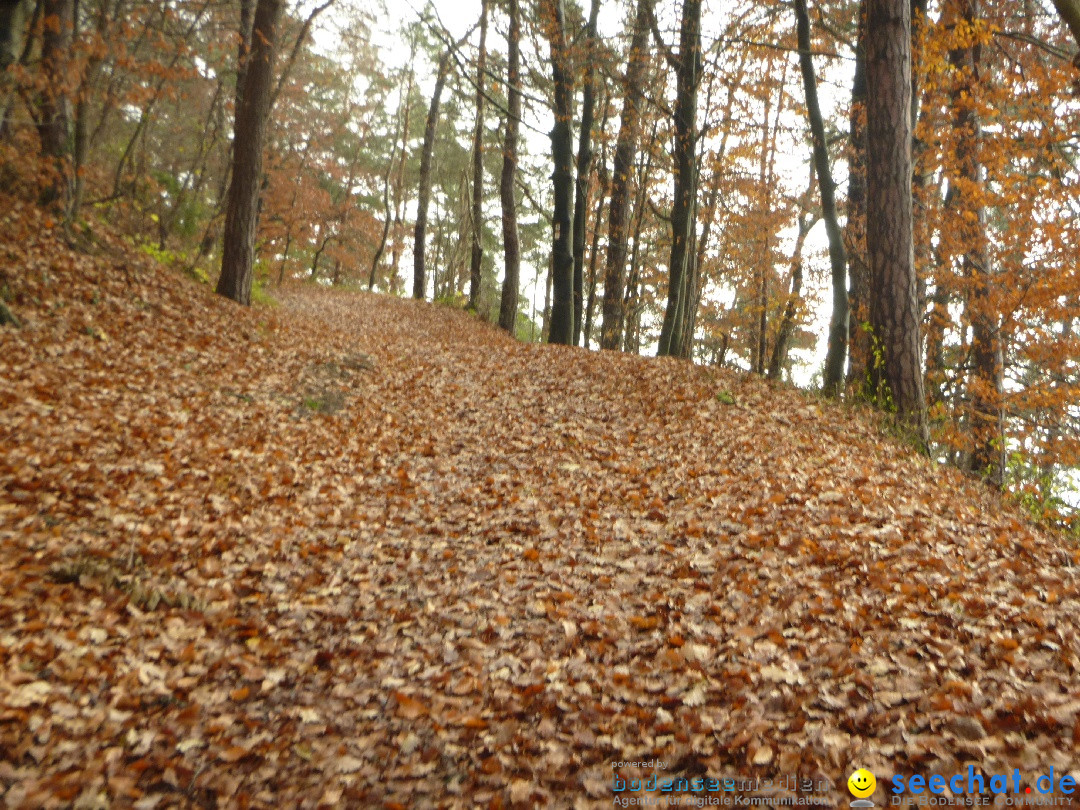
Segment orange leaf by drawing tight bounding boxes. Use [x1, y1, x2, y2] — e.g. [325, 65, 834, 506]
[230, 687, 250, 702]
[393, 691, 429, 719]
[219, 746, 249, 763]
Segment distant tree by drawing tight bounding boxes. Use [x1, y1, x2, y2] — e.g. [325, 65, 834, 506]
[498, 0, 522, 334]
[571, 0, 600, 345]
[540, 0, 575, 345]
[794, 0, 848, 394]
[413, 26, 472, 300]
[468, 0, 488, 311]
[599, 0, 650, 351]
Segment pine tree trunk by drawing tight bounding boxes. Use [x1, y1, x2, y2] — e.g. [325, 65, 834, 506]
[866, 0, 928, 446]
[216, 0, 283, 306]
[497, 0, 522, 334]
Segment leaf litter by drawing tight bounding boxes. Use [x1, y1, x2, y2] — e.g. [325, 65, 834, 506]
[1, 195, 1079, 807]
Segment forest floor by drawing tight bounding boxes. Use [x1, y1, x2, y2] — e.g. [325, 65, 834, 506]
[2, 195, 1080, 809]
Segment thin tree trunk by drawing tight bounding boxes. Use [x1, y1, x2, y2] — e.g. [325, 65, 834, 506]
[866, 0, 928, 446]
[37, 0, 73, 208]
[370, 105, 402, 290]
[468, 0, 488, 310]
[657, 0, 702, 358]
[216, 0, 283, 305]
[599, 0, 650, 350]
[582, 94, 610, 349]
[622, 124, 656, 354]
[542, 0, 575, 345]
[795, 0, 849, 395]
[846, 1, 871, 387]
[571, 0, 601, 345]
[945, 0, 1003, 482]
[769, 168, 818, 380]
[497, 0, 522, 334]
[413, 51, 453, 300]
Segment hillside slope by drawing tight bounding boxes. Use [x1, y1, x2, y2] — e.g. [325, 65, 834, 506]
[2, 197, 1079, 808]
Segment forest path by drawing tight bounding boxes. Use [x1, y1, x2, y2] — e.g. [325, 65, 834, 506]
[1, 202, 1078, 807]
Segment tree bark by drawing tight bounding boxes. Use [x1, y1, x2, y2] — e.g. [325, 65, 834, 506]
[657, 0, 702, 358]
[866, 0, 928, 446]
[1051, 0, 1080, 54]
[599, 0, 650, 350]
[468, 0, 488, 310]
[582, 94, 610, 349]
[542, 0, 575, 345]
[216, 0, 283, 305]
[571, 0, 600, 345]
[0, 0, 35, 139]
[769, 167, 818, 380]
[622, 123, 656, 355]
[497, 0, 522, 334]
[944, 0, 1003, 482]
[413, 49, 453, 300]
[846, 1, 871, 387]
[369, 131, 398, 290]
[388, 51, 416, 285]
[37, 0, 74, 208]
[795, 0, 849, 395]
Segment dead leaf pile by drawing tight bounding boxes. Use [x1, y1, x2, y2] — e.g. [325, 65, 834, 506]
[1, 194, 1079, 808]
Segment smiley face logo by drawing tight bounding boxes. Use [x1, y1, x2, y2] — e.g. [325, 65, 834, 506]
[848, 769, 877, 799]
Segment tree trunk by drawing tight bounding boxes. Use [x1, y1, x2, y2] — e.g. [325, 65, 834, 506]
[769, 167, 818, 380]
[216, 0, 283, 306]
[866, 0, 928, 446]
[542, 0, 575, 346]
[795, 0, 849, 395]
[497, 0, 522, 334]
[571, 0, 601, 345]
[944, 0, 1003, 482]
[582, 95, 610, 349]
[657, 0, 702, 358]
[1051, 0, 1080, 53]
[413, 49, 453, 301]
[0, 0, 35, 140]
[599, 0, 650, 350]
[846, 2, 871, 387]
[622, 125, 656, 355]
[236, 0, 254, 112]
[37, 0, 74, 208]
[468, 0, 488, 310]
[389, 52, 416, 284]
[369, 128, 399, 290]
